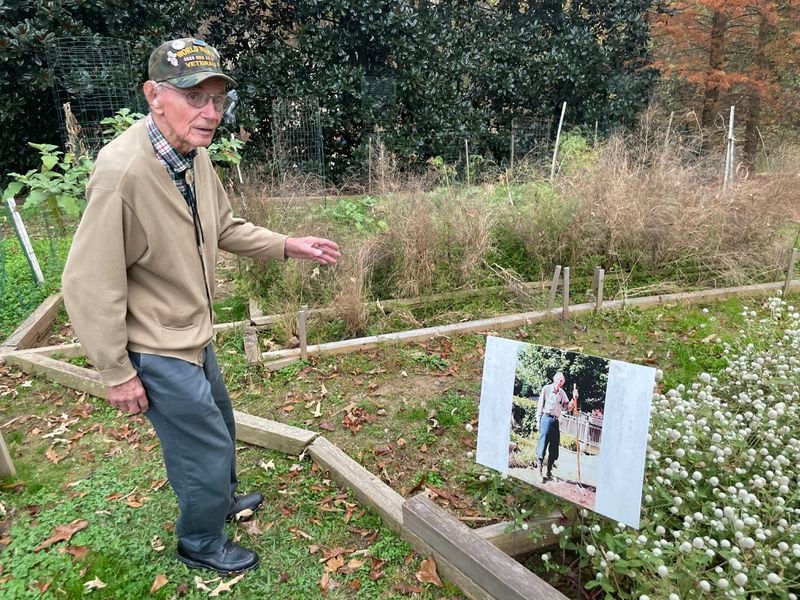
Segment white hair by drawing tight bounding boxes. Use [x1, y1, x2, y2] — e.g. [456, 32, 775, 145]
[553, 371, 565, 384]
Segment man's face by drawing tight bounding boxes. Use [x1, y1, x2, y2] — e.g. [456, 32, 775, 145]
[553, 375, 565, 390]
[155, 78, 225, 154]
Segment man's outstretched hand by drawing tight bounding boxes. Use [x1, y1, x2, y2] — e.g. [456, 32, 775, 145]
[285, 236, 341, 264]
[107, 375, 148, 414]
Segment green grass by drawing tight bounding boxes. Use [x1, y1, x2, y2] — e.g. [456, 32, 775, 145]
[0, 233, 71, 340]
[0, 395, 461, 599]
[2, 283, 789, 598]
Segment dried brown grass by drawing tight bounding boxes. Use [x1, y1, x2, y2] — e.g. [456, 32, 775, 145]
[562, 129, 797, 281]
[378, 190, 496, 297]
[331, 241, 375, 336]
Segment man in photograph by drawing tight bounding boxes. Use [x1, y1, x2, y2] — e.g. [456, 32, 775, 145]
[535, 372, 577, 480]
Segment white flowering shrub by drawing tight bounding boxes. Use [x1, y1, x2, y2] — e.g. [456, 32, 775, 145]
[542, 296, 800, 599]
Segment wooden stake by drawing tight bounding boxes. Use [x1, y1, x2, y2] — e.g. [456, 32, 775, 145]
[596, 268, 605, 310]
[0, 432, 15, 477]
[509, 129, 515, 173]
[591, 266, 601, 294]
[243, 326, 261, 364]
[548, 265, 562, 308]
[298, 305, 309, 360]
[550, 101, 567, 181]
[465, 138, 470, 187]
[248, 298, 265, 323]
[562, 266, 570, 318]
[6, 198, 44, 285]
[784, 248, 798, 296]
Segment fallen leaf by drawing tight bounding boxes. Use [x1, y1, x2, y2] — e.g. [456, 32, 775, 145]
[395, 581, 424, 595]
[289, 527, 313, 540]
[319, 422, 336, 431]
[45, 446, 62, 465]
[369, 557, 387, 580]
[83, 576, 106, 591]
[347, 578, 362, 590]
[318, 571, 330, 595]
[150, 535, 165, 552]
[415, 556, 442, 587]
[58, 545, 90, 560]
[231, 508, 253, 521]
[150, 574, 168, 593]
[278, 572, 289, 583]
[242, 520, 262, 535]
[325, 554, 345, 573]
[176, 582, 189, 595]
[34, 519, 89, 551]
[258, 459, 275, 472]
[149, 479, 168, 492]
[209, 572, 246, 596]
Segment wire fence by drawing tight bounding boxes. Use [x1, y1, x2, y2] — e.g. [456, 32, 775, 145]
[46, 37, 140, 156]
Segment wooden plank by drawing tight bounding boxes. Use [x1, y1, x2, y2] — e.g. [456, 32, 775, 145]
[243, 327, 261, 364]
[1, 294, 63, 351]
[233, 411, 317, 455]
[308, 436, 405, 533]
[263, 357, 300, 372]
[400, 527, 493, 600]
[3, 352, 106, 399]
[562, 266, 570, 318]
[784, 248, 798, 297]
[260, 279, 797, 363]
[474, 513, 561, 556]
[10, 342, 84, 358]
[0, 432, 15, 477]
[403, 494, 568, 600]
[213, 320, 251, 333]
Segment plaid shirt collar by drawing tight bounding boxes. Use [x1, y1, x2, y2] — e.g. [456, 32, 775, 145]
[146, 114, 196, 174]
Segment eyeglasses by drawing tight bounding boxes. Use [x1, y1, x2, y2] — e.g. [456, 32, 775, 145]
[159, 83, 233, 112]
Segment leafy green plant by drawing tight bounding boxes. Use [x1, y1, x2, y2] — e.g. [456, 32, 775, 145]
[100, 108, 145, 141]
[208, 136, 244, 181]
[2, 143, 92, 229]
[427, 155, 456, 186]
[318, 196, 387, 234]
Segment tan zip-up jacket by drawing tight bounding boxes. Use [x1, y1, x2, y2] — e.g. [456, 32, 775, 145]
[62, 119, 286, 387]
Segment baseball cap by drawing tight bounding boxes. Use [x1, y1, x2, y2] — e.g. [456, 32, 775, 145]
[148, 38, 237, 88]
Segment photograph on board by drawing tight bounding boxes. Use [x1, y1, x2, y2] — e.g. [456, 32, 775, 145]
[476, 336, 655, 528]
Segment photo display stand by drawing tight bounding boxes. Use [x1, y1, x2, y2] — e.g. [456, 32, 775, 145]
[477, 334, 656, 535]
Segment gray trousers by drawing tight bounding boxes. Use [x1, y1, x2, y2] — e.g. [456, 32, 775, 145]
[129, 345, 236, 553]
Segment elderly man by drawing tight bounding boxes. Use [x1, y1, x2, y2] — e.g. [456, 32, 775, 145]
[535, 372, 577, 481]
[62, 38, 339, 574]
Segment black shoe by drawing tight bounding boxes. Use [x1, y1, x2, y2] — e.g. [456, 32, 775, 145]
[177, 540, 260, 574]
[226, 492, 264, 522]
[546, 469, 553, 480]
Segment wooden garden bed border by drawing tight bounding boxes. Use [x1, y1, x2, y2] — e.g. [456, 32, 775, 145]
[0, 350, 560, 598]
[4, 279, 797, 597]
[255, 279, 797, 364]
